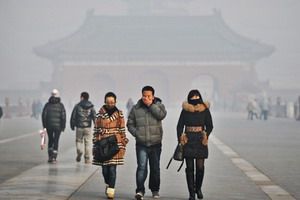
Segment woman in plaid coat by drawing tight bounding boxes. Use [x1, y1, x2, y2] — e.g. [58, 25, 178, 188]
[93, 92, 128, 199]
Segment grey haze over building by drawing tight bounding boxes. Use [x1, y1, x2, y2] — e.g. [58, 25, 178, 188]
[0, 0, 300, 92]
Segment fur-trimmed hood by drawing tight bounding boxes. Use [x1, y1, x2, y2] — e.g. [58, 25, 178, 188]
[182, 101, 210, 112]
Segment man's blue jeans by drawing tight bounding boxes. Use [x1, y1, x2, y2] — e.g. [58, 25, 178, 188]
[135, 144, 162, 194]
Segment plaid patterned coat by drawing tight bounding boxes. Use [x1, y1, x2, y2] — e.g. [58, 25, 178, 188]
[92, 106, 128, 166]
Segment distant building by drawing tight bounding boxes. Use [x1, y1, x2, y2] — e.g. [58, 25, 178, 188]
[34, 2, 274, 108]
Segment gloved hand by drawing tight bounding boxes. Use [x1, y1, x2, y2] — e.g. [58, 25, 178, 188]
[201, 131, 208, 146]
[180, 133, 188, 145]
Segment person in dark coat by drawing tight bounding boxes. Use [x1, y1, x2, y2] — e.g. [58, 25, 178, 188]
[42, 89, 66, 164]
[0, 106, 3, 121]
[176, 90, 213, 200]
[70, 92, 96, 164]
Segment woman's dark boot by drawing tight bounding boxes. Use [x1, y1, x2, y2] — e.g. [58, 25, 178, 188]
[195, 167, 204, 199]
[185, 168, 195, 200]
[48, 148, 53, 163]
[52, 150, 58, 164]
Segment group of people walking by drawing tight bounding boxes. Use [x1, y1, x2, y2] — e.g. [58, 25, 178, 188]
[247, 98, 271, 121]
[41, 86, 213, 200]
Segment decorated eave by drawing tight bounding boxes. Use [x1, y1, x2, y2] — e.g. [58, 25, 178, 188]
[34, 10, 275, 63]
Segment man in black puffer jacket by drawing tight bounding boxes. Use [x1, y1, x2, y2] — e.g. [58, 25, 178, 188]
[42, 89, 66, 164]
[70, 92, 96, 164]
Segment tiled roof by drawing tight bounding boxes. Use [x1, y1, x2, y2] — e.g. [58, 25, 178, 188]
[34, 13, 274, 62]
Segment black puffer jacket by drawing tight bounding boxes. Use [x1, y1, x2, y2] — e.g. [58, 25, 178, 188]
[70, 100, 96, 130]
[42, 97, 66, 131]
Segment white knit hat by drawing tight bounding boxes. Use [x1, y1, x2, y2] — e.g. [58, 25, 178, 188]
[51, 89, 60, 97]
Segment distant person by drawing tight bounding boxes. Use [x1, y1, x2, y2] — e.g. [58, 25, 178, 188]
[176, 90, 213, 200]
[70, 92, 96, 164]
[31, 100, 38, 119]
[297, 96, 300, 121]
[260, 98, 270, 120]
[92, 92, 128, 199]
[127, 86, 167, 200]
[42, 89, 66, 164]
[126, 98, 134, 117]
[0, 106, 3, 122]
[36, 99, 43, 120]
[247, 99, 258, 120]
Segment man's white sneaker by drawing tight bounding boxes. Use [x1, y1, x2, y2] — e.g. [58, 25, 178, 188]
[135, 192, 144, 200]
[152, 191, 160, 199]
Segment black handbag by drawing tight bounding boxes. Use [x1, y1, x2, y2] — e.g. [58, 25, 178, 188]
[166, 143, 184, 172]
[93, 135, 120, 162]
[173, 143, 184, 161]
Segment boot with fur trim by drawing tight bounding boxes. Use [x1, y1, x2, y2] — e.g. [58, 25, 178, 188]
[106, 188, 115, 199]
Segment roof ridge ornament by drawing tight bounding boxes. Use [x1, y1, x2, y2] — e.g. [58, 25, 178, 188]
[213, 8, 222, 17]
[86, 8, 94, 18]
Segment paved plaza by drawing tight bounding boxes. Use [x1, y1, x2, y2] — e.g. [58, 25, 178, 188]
[0, 110, 299, 199]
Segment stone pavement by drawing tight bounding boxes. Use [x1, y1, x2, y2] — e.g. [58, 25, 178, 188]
[1, 132, 296, 200]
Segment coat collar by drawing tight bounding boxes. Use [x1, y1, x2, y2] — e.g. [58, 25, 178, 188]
[182, 101, 210, 112]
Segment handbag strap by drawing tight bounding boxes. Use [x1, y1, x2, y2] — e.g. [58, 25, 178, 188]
[166, 156, 173, 169]
[166, 157, 184, 172]
[177, 160, 184, 172]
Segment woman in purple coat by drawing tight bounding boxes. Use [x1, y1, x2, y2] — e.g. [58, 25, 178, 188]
[176, 90, 213, 200]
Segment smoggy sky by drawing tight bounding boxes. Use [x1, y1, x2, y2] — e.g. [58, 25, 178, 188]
[0, 0, 300, 90]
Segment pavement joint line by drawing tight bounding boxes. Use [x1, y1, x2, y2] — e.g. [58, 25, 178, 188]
[67, 167, 101, 199]
[0, 132, 36, 144]
[210, 135, 296, 200]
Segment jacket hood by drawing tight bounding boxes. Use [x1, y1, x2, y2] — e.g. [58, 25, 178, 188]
[79, 100, 94, 109]
[182, 101, 210, 112]
[49, 96, 61, 104]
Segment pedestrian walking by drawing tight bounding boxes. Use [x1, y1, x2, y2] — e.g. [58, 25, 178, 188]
[127, 86, 167, 200]
[31, 100, 37, 119]
[176, 90, 213, 200]
[247, 99, 258, 120]
[70, 92, 96, 164]
[259, 97, 270, 120]
[0, 106, 3, 123]
[36, 99, 43, 120]
[126, 98, 134, 117]
[42, 89, 66, 164]
[92, 92, 129, 199]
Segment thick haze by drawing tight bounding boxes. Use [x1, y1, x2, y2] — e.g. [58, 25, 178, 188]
[0, 0, 300, 90]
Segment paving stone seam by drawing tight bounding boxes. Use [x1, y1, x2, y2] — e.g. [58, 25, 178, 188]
[66, 167, 100, 199]
[210, 135, 296, 200]
[0, 132, 36, 144]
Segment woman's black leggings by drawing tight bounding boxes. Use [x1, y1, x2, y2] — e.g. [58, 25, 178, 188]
[185, 158, 205, 170]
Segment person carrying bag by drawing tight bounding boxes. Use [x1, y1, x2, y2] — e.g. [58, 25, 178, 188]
[176, 90, 213, 200]
[92, 92, 129, 199]
[166, 133, 187, 171]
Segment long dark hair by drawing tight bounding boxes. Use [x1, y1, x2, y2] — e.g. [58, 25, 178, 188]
[187, 89, 206, 108]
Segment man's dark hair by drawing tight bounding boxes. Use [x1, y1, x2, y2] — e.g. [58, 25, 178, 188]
[81, 92, 89, 100]
[105, 92, 117, 100]
[142, 86, 155, 95]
